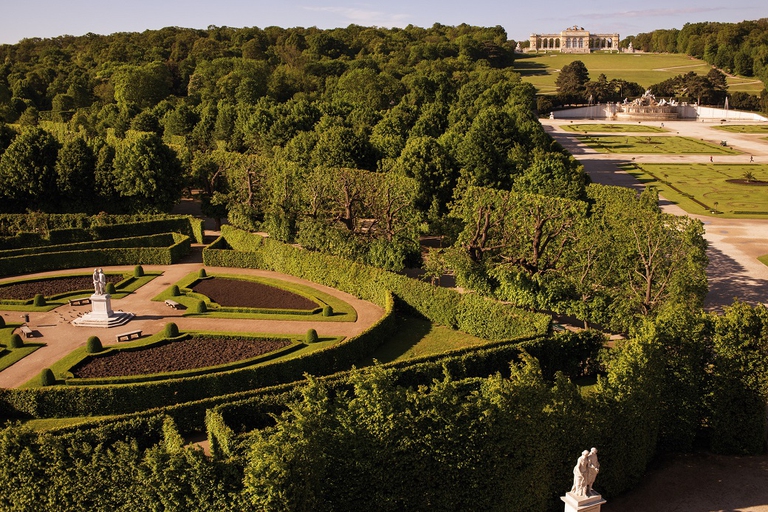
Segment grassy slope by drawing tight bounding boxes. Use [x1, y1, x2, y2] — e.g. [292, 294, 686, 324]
[515, 52, 765, 95]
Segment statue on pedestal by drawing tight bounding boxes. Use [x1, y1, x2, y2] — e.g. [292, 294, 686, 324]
[571, 450, 589, 496]
[93, 268, 106, 295]
[586, 447, 600, 494]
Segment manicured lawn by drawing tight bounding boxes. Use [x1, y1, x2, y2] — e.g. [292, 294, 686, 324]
[578, 135, 739, 154]
[624, 163, 768, 217]
[562, 123, 665, 133]
[515, 52, 764, 94]
[711, 125, 768, 134]
[359, 314, 490, 365]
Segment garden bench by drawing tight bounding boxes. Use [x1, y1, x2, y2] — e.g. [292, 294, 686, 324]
[116, 330, 142, 342]
[165, 299, 182, 309]
[68, 298, 91, 306]
[19, 325, 33, 338]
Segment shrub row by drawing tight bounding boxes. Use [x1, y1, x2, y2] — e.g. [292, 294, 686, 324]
[0, 214, 204, 248]
[0, 232, 181, 258]
[0, 292, 396, 419]
[0, 233, 190, 278]
[204, 225, 551, 340]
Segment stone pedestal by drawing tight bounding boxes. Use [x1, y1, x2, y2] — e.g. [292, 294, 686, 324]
[72, 294, 134, 328]
[562, 491, 606, 512]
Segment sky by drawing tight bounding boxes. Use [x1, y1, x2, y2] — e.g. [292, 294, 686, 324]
[0, 0, 764, 45]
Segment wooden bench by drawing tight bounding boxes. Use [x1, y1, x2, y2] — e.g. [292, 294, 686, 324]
[116, 330, 142, 342]
[68, 298, 91, 306]
[19, 325, 33, 338]
[165, 299, 182, 309]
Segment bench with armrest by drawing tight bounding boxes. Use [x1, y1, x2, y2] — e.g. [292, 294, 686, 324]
[68, 298, 91, 306]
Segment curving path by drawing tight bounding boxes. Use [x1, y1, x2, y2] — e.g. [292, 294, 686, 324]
[0, 262, 384, 389]
[540, 118, 768, 310]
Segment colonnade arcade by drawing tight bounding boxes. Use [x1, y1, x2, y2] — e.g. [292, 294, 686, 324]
[528, 26, 619, 53]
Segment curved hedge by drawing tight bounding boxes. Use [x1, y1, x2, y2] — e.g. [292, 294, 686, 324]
[204, 225, 551, 340]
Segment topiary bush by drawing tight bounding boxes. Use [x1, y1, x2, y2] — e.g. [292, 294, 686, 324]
[0, 316, 5, 328]
[170, 285, 180, 297]
[105, 282, 116, 295]
[86, 336, 103, 354]
[40, 368, 55, 386]
[322, 305, 333, 317]
[133, 265, 144, 277]
[198, 268, 207, 278]
[192, 300, 207, 313]
[8, 333, 23, 349]
[33, 294, 45, 306]
[306, 328, 319, 343]
[164, 322, 179, 337]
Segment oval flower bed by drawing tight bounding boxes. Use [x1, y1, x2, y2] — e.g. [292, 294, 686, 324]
[70, 335, 294, 379]
[190, 277, 320, 310]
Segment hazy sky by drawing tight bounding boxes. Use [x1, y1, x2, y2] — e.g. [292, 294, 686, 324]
[0, 0, 764, 45]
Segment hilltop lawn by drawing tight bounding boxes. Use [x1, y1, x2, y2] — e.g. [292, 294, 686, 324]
[515, 52, 765, 95]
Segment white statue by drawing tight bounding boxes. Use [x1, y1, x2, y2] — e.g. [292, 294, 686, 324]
[93, 268, 107, 295]
[93, 268, 101, 295]
[98, 268, 107, 295]
[571, 450, 589, 496]
[586, 447, 600, 494]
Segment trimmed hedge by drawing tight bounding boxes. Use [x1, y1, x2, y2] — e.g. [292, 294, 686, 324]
[0, 214, 204, 247]
[204, 226, 551, 341]
[0, 233, 190, 277]
[0, 232, 182, 258]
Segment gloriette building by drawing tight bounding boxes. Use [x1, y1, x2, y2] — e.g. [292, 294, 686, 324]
[529, 26, 619, 53]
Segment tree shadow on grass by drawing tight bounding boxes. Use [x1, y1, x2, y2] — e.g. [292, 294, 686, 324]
[705, 245, 768, 311]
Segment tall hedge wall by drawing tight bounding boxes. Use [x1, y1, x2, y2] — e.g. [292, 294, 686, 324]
[0, 214, 204, 248]
[204, 225, 551, 340]
[0, 233, 190, 277]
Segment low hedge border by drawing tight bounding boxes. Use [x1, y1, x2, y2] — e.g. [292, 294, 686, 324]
[0, 232, 182, 258]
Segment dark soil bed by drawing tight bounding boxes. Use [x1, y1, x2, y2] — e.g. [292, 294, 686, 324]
[725, 178, 768, 186]
[71, 335, 291, 378]
[0, 275, 123, 300]
[191, 277, 318, 310]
